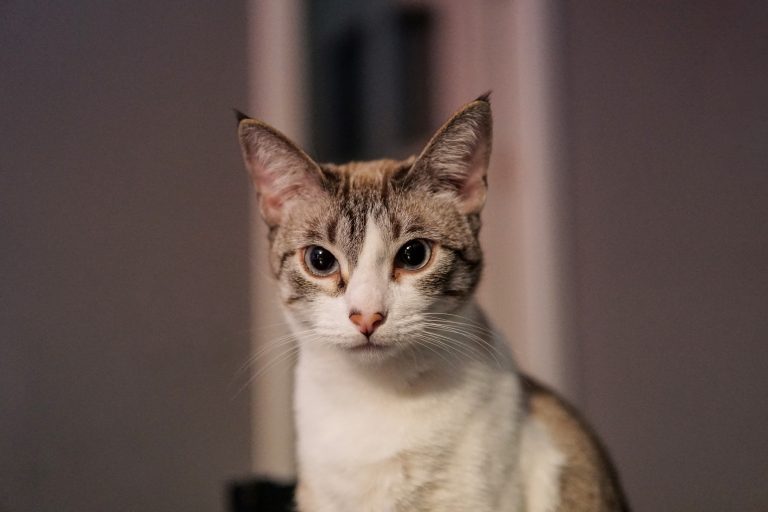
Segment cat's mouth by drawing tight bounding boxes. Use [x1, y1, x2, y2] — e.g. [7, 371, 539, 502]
[348, 340, 390, 353]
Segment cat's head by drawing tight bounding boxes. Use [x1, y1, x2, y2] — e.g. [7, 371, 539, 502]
[237, 96, 491, 362]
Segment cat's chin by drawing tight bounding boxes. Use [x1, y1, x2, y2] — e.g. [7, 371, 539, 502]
[342, 338, 403, 362]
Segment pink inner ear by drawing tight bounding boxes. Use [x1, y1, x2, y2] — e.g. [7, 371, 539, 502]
[252, 161, 283, 194]
[241, 120, 326, 225]
[253, 152, 319, 224]
[458, 180, 487, 214]
[259, 177, 307, 224]
[263, 192, 284, 212]
[265, 183, 303, 207]
[457, 140, 489, 213]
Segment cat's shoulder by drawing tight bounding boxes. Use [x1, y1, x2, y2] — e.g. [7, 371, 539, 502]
[519, 374, 630, 512]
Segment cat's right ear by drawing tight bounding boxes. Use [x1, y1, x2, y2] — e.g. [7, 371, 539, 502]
[407, 95, 492, 214]
[237, 118, 324, 227]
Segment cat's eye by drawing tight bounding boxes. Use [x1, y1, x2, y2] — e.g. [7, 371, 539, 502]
[304, 245, 339, 277]
[395, 239, 432, 271]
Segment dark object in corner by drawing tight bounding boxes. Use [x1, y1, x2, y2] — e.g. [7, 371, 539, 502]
[229, 478, 296, 512]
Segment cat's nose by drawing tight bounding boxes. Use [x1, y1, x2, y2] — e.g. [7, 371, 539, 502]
[349, 311, 386, 337]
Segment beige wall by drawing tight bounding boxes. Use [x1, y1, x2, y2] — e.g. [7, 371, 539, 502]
[0, 2, 252, 511]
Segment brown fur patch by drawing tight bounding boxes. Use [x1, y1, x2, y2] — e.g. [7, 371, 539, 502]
[521, 376, 630, 512]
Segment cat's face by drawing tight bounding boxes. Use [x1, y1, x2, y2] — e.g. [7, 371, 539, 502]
[238, 97, 492, 361]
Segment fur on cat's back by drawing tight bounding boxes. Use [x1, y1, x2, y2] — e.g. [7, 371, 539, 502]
[236, 95, 628, 511]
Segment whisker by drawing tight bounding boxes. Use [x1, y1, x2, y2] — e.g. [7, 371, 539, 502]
[421, 313, 495, 333]
[420, 322, 492, 341]
[420, 323, 504, 368]
[231, 343, 303, 400]
[420, 330, 488, 364]
[412, 336, 462, 372]
[419, 319, 500, 347]
[246, 318, 294, 332]
[233, 328, 316, 378]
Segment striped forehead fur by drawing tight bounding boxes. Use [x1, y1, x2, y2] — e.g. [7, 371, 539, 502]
[268, 157, 484, 306]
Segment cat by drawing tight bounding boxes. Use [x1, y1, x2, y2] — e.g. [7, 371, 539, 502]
[236, 94, 628, 512]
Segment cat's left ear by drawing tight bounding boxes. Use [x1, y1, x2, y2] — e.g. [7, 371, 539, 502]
[408, 94, 492, 214]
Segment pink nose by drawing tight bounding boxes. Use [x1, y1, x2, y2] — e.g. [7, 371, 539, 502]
[349, 311, 386, 336]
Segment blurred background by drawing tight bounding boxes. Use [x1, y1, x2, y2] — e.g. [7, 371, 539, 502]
[2, 1, 766, 511]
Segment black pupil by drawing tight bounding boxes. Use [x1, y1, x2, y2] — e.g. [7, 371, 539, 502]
[399, 240, 427, 267]
[309, 247, 335, 272]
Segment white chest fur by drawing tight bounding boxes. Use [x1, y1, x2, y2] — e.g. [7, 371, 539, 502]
[294, 340, 529, 512]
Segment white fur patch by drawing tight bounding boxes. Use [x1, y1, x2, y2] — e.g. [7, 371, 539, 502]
[519, 417, 565, 512]
[345, 216, 388, 316]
